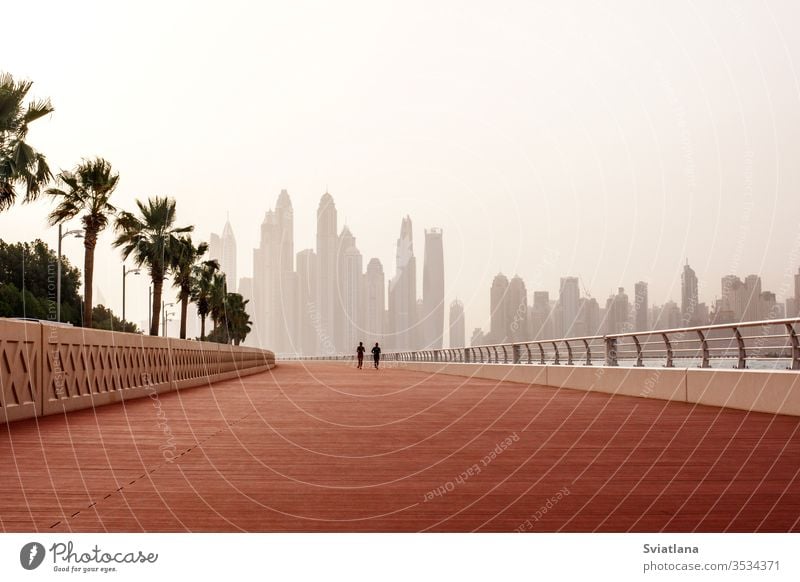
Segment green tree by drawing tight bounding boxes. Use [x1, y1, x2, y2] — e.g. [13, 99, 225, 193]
[225, 293, 252, 346]
[0, 238, 81, 324]
[171, 236, 208, 340]
[91, 304, 139, 333]
[114, 197, 192, 336]
[0, 72, 54, 211]
[47, 158, 119, 328]
[189, 258, 219, 340]
[208, 271, 228, 337]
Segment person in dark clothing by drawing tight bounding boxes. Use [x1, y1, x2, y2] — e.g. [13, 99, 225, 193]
[356, 342, 365, 369]
[371, 342, 381, 369]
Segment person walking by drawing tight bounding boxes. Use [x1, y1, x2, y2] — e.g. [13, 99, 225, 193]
[371, 342, 381, 369]
[356, 342, 365, 369]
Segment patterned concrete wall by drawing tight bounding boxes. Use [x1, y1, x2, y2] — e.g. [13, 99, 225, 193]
[0, 318, 275, 423]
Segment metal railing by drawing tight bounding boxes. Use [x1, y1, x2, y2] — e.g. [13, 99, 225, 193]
[281, 318, 800, 370]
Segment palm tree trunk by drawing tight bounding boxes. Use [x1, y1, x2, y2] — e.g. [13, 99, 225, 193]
[200, 315, 206, 341]
[150, 278, 163, 336]
[179, 292, 188, 339]
[83, 233, 96, 328]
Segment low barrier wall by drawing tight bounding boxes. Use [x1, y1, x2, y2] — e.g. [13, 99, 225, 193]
[369, 361, 800, 417]
[1, 318, 275, 424]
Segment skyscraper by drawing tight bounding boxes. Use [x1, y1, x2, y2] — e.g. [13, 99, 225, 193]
[421, 228, 445, 349]
[743, 274, 761, 322]
[295, 249, 317, 355]
[634, 281, 648, 331]
[315, 192, 338, 354]
[506, 275, 528, 341]
[364, 258, 385, 344]
[531, 291, 553, 339]
[449, 299, 465, 347]
[337, 226, 363, 350]
[681, 262, 699, 325]
[604, 287, 630, 335]
[559, 277, 581, 337]
[489, 273, 510, 343]
[388, 216, 417, 350]
[220, 218, 237, 292]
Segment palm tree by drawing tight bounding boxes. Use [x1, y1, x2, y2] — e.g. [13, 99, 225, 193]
[114, 197, 192, 336]
[171, 236, 208, 339]
[0, 72, 54, 211]
[208, 272, 228, 338]
[226, 293, 252, 346]
[190, 258, 219, 340]
[47, 158, 119, 328]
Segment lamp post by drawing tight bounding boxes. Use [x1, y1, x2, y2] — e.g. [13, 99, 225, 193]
[162, 301, 175, 337]
[122, 265, 141, 330]
[57, 224, 83, 323]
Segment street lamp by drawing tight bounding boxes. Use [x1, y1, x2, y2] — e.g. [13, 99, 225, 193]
[57, 224, 83, 323]
[122, 265, 141, 330]
[162, 301, 175, 337]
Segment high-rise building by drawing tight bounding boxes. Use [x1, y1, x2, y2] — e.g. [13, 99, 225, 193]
[421, 228, 445, 349]
[253, 191, 295, 353]
[449, 299, 465, 347]
[489, 273, 510, 343]
[364, 258, 385, 345]
[315, 192, 338, 354]
[506, 275, 528, 341]
[221, 218, 237, 292]
[580, 297, 601, 336]
[787, 298, 799, 320]
[295, 249, 317, 355]
[743, 274, 762, 322]
[760, 291, 777, 320]
[634, 281, 648, 331]
[337, 226, 363, 350]
[559, 277, 581, 337]
[388, 216, 417, 350]
[721, 275, 745, 321]
[681, 262, 699, 325]
[531, 291, 553, 339]
[604, 287, 630, 335]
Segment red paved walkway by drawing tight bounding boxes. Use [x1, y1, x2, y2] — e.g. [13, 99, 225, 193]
[1, 362, 799, 532]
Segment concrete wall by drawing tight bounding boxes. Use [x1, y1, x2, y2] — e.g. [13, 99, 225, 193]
[1, 318, 276, 424]
[382, 361, 800, 417]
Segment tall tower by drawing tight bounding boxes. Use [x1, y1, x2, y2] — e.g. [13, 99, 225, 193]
[634, 281, 648, 331]
[559, 277, 580, 337]
[220, 218, 237, 292]
[421, 228, 445, 349]
[743, 274, 762, 322]
[449, 299, 465, 347]
[506, 275, 528, 341]
[316, 192, 338, 354]
[364, 258, 385, 344]
[681, 262, 699, 325]
[531, 291, 553, 339]
[489, 273, 510, 343]
[388, 216, 417, 350]
[253, 209, 279, 349]
[295, 249, 317, 355]
[337, 226, 363, 350]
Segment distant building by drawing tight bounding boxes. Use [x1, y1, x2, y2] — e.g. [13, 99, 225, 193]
[681, 262, 699, 325]
[559, 277, 581, 337]
[449, 299, 465, 347]
[315, 192, 338, 354]
[338, 228, 363, 351]
[364, 258, 385, 345]
[470, 328, 485, 346]
[506, 275, 528, 341]
[603, 287, 630, 335]
[787, 298, 798, 319]
[388, 216, 417, 351]
[634, 281, 648, 331]
[531, 291, 553, 339]
[295, 249, 317, 355]
[579, 297, 600, 336]
[489, 273, 510, 343]
[421, 228, 445, 349]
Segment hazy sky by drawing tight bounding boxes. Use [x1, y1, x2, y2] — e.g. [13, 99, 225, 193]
[2, 0, 799, 337]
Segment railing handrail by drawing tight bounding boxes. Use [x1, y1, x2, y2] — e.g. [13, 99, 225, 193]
[279, 317, 800, 370]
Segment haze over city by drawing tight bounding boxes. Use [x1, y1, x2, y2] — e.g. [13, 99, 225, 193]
[2, 0, 799, 345]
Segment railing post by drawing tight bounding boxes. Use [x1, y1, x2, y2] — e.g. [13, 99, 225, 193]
[551, 342, 560, 365]
[464, 348, 470, 363]
[632, 335, 643, 367]
[786, 323, 799, 370]
[733, 327, 746, 369]
[583, 339, 591, 366]
[662, 333, 673, 368]
[564, 340, 573, 365]
[538, 344, 545, 364]
[605, 337, 618, 367]
[697, 330, 710, 368]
